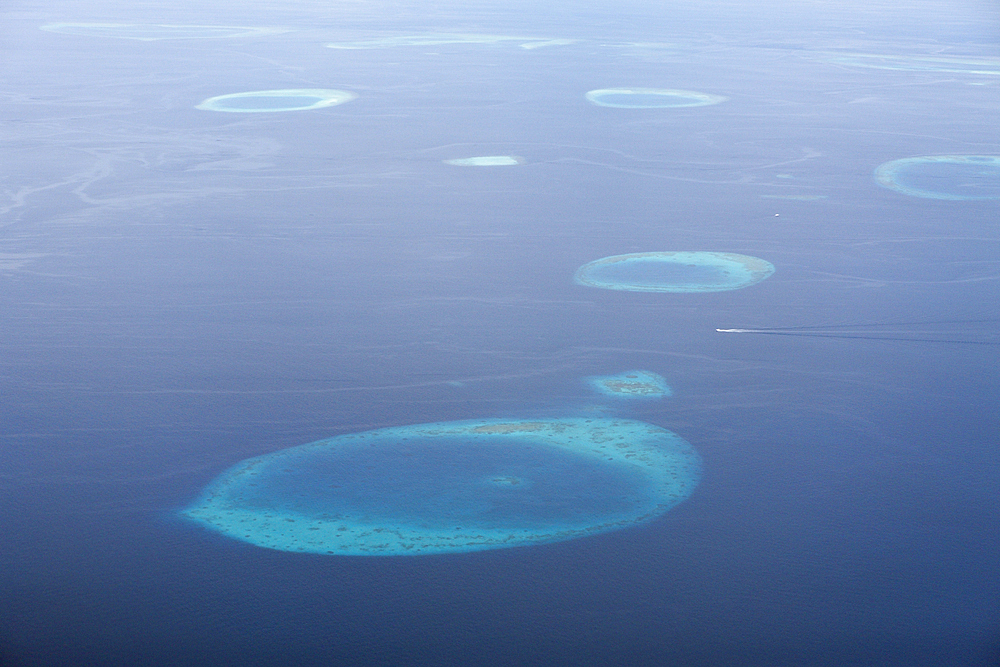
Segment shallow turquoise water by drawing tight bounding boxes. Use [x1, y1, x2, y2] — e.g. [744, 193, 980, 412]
[241, 435, 654, 529]
[574, 252, 774, 292]
[586, 260, 730, 286]
[875, 156, 1000, 199]
[587, 370, 672, 399]
[215, 96, 324, 110]
[182, 418, 700, 555]
[594, 93, 693, 107]
[891, 159, 1000, 200]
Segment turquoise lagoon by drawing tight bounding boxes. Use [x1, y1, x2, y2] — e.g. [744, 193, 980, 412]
[574, 252, 775, 293]
[585, 88, 727, 108]
[588, 371, 672, 399]
[182, 418, 700, 556]
[875, 155, 1000, 200]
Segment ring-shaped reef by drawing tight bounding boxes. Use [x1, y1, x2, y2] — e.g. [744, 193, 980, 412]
[181, 418, 701, 556]
[874, 155, 1000, 200]
[575, 251, 775, 293]
[444, 156, 523, 166]
[40, 23, 286, 40]
[588, 371, 672, 399]
[586, 88, 727, 108]
[196, 89, 357, 113]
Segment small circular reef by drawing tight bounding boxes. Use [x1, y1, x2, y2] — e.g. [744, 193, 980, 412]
[588, 371, 672, 399]
[585, 88, 727, 108]
[875, 155, 1000, 200]
[574, 251, 774, 293]
[196, 89, 357, 113]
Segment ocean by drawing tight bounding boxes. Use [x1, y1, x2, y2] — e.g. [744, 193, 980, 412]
[2, 0, 998, 664]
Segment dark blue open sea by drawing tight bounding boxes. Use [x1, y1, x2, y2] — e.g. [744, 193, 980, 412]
[2, 0, 998, 664]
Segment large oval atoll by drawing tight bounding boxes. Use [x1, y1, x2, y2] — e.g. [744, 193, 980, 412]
[574, 251, 775, 293]
[874, 155, 1000, 200]
[196, 89, 357, 113]
[181, 418, 700, 556]
[585, 88, 727, 108]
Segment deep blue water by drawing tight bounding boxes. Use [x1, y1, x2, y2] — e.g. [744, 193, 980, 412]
[2, 0, 999, 664]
